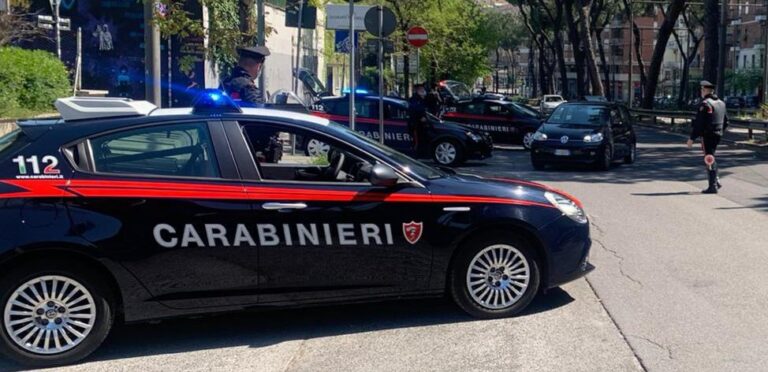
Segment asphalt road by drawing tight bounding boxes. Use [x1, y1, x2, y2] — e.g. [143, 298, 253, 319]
[4, 127, 767, 372]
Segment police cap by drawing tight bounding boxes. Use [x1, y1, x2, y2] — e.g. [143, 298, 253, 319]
[237, 46, 271, 61]
[700, 80, 715, 89]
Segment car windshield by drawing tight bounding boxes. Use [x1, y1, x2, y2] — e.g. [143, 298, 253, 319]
[545, 96, 563, 102]
[0, 123, 23, 160]
[446, 81, 472, 100]
[325, 122, 447, 180]
[548, 105, 610, 126]
[508, 103, 538, 118]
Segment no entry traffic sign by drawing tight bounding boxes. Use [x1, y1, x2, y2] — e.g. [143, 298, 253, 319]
[407, 26, 428, 48]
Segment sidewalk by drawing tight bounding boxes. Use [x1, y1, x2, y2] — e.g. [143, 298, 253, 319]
[636, 117, 768, 154]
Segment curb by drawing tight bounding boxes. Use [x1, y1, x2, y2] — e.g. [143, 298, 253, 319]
[636, 122, 768, 156]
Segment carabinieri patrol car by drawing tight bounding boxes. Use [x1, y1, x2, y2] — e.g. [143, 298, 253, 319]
[0, 91, 593, 367]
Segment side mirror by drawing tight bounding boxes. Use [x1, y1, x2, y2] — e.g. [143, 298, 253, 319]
[369, 164, 399, 187]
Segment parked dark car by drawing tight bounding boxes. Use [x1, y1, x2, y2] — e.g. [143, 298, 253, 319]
[443, 99, 542, 149]
[311, 95, 493, 166]
[726, 96, 745, 109]
[744, 95, 760, 108]
[530, 102, 637, 170]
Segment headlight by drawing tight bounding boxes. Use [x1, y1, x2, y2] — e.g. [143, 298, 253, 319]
[466, 132, 481, 141]
[544, 191, 588, 224]
[583, 133, 604, 143]
[533, 131, 548, 141]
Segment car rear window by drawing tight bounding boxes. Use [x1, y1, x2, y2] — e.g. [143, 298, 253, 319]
[545, 96, 563, 102]
[548, 105, 610, 126]
[0, 123, 24, 160]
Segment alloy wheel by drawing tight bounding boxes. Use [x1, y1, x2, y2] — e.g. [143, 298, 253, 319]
[465, 244, 531, 310]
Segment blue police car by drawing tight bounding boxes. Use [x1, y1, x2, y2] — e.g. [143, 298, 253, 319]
[0, 91, 592, 367]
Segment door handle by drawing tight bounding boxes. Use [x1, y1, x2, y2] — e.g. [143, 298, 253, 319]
[262, 202, 308, 210]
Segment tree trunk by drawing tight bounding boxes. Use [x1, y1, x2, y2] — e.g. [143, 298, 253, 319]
[538, 42, 549, 94]
[579, 0, 603, 96]
[641, 0, 686, 108]
[565, 0, 585, 98]
[595, 30, 611, 100]
[703, 0, 719, 82]
[553, 31, 570, 97]
[529, 39, 538, 97]
[239, 0, 256, 45]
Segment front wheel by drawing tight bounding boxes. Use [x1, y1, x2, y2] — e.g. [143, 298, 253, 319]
[522, 130, 536, 150]
[449, 234, 541, 319]
[432, 139, 464, 167]
[0, 261, 114, 368]
[597, 145, 613, 171]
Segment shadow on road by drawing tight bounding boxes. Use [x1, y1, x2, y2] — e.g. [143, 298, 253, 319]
[0, 289, 574, 370]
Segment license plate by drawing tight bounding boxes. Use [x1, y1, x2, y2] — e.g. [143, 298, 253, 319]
[554, 149, 571, 156]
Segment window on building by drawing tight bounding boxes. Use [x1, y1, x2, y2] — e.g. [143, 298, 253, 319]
[744, 55, 748, 68]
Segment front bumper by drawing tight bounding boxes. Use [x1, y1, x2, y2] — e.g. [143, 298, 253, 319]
[466, 137, 494, 160]
[531, 144, 604, 164]
[537, 215, 593, 288]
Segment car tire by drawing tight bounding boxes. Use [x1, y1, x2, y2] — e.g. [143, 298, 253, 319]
[522, 130, 536, 151]
[432, 139, 464, 167]
[0, 260, 115, 368]
[531, 155, 546, 170]
[597, 145, 613, 171]
[449, 233, 541, 319]
[624, 141, 637, 164]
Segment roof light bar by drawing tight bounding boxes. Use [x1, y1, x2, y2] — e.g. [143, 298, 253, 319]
[192, 89, 242, 115]
[54, 97, 157, 121]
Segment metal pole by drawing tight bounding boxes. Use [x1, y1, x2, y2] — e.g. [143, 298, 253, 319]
[257, 0, 266, 92]
[416, 48, 420, 84]
[378, 5, 384, 144]
[717, 0, 727, 97]
[349, 0, 356, 130]
[293, 0, 304, 93]
[628, 9, 633, 106]
[168, 37, 172, 107]
[54, 0, 61, 59]
[144, 0, 161, 104]
[74, 27, 81, 95]
[763, 21, 768, 104]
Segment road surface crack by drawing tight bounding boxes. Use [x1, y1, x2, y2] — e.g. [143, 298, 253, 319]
[630, 335, 675, 360]
[591, 236, 643, 288]
[283, 339, 307, 372]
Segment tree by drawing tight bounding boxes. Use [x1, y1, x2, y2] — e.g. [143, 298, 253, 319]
[702, 0, 719, 82]
[578, 0, 603, 96]
[671, 7, 704, 107]
[0, 6, 49, 47]
[641, 0, 686, 109]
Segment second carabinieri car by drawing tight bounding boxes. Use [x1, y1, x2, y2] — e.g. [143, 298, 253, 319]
[0, 91, 592, 367]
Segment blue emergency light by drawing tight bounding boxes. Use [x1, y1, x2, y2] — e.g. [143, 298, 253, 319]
[192, 89, 242, 115]
[342, 88, 370, 95]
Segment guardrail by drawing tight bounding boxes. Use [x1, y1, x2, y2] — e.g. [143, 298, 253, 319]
[629, 108, 768, 142]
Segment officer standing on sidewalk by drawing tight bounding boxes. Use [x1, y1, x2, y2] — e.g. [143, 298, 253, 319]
[222, 46, 271, 106]
[408, 84, 429, 155]
[687, 80, 728, 194]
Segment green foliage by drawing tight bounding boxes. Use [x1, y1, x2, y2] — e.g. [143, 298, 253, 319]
[0, 47, 69, 117]
[310, 153, 329, 166]
[726, 69, 763, 94]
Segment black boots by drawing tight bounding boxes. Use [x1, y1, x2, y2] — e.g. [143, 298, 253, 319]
[702, 169, 718, 194]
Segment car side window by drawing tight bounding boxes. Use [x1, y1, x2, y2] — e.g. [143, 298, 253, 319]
[355, 100, 379, 119]
[89, 122, 220, 178]
[241, 123, 385, 184]
[485, 103, 510, 116]
[619, 106, 632, 126]
[385, 103, 408, 120]
[457, 103, 484, 115]
[610, 109, 623, 127]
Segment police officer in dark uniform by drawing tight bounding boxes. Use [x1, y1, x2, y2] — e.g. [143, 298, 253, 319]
[408, 84, 429, 155]
[687, 80, 728, 194]
[222, 46, 271, 106]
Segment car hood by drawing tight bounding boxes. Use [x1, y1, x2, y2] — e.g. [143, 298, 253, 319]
[539, 123, 603, 137]
[427, 173, 582, 209]
[434, 119, 476, 133]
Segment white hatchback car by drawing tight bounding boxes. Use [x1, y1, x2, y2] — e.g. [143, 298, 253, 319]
[540, 95, 566, 115]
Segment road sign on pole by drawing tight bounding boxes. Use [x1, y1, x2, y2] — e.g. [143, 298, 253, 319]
[326, 4, 371, 31]
[407, 26, 428, 48]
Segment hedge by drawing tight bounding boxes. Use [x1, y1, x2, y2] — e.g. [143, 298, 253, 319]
[0, 47, 70, 116]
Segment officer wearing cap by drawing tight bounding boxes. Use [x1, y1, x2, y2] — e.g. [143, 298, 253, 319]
[222, 46, 271, 106]
[687, 80, 728, 194]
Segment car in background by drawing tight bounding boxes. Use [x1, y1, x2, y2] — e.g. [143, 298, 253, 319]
[744, 95, 760, 108]
[725, 96, 745, 109]
[582, 96, 608, 103]
[310, 94, 493, 166]
[438, 80, 475, 107]
[444, 99, 542, 149]
[540, 95, 566, 115]
[530, 102, 637, 170]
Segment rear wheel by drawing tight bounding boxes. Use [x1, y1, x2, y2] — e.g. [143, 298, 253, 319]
[432, 139, 464, 167]
[624, 141, 637, 164]
[450, 233, 540, 318]
[0, 261, 114, 368]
